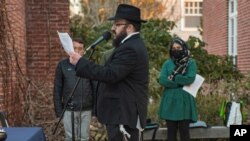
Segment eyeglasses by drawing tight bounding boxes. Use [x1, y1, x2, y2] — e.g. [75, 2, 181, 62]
[112, 23, 128, 28]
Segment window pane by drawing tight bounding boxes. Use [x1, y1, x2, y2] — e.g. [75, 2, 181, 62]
[231, 37, 234, 53]
[185, 16, 201, 28]
[228, 0, 238, 64]
[199, 2, 202, 7]
[231, 1, 234, 13]
[184, 1, 203, 14]
[231, 19, 234, 35]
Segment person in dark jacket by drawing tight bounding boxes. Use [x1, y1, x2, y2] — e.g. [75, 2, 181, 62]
[53, 37, 93, 141]
[69, 4, 149, 141]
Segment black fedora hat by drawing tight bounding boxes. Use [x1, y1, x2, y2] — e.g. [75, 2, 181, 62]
[108, 4, 146, 23]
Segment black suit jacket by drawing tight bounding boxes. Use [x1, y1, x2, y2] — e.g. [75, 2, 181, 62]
[75, 34, 149, 128]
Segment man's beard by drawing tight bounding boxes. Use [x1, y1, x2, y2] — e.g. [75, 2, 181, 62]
[112, 30, 127, 48]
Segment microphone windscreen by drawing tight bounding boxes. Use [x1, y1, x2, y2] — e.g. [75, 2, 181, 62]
[102, 31, 112, 41]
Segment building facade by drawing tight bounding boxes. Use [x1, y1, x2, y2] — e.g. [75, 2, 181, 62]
[203, 0, 250, 73]
[0, 0, 69, 127]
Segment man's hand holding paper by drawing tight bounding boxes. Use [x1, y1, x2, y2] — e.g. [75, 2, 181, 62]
[69, 52, 81, 65]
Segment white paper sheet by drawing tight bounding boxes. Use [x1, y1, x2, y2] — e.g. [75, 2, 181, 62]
[183, 74, 205, 98]
[57, 31, 74, 54]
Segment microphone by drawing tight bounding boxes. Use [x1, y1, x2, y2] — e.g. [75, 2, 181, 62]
[86, 31, 111, 51]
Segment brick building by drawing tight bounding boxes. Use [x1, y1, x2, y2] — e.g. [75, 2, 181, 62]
[0, 0, 69, 130]
[203, 0, 250, 73]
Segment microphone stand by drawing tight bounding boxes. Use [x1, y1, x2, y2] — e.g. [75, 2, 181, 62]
[53, 48, 96, 141]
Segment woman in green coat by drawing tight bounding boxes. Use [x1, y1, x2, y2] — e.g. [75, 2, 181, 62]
[158, 38, 198, 141]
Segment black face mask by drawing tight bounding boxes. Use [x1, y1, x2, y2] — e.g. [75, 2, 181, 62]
[171, 50, 184, 60]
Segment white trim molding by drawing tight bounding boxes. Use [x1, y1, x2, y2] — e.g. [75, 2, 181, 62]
[228, 0, 238, 65]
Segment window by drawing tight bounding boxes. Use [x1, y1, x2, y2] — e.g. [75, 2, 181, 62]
[181, 0, 203, 31]
[228, 0, 238, 65]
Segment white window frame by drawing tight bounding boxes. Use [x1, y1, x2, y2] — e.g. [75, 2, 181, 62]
[228, 0, 238, 65]
[181, 0, 203, 31]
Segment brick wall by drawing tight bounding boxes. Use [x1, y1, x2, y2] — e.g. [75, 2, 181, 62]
[0, 0, 26, 125]
[25, 0, 69, 126]
[1, 0, 69, 127]
[202, 0, 228, 56]
[237, 1, 250, 73]
[203, 0, 250, 73]
[26, 0, 69, 82]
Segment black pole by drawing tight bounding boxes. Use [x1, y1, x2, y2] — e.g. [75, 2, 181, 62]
[52, 77, 81, 136]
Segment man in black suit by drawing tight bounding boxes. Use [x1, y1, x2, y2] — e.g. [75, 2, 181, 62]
[69, 4, 149, 141]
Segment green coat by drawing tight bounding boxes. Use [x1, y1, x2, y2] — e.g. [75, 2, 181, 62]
[158, 58, 198, 122]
